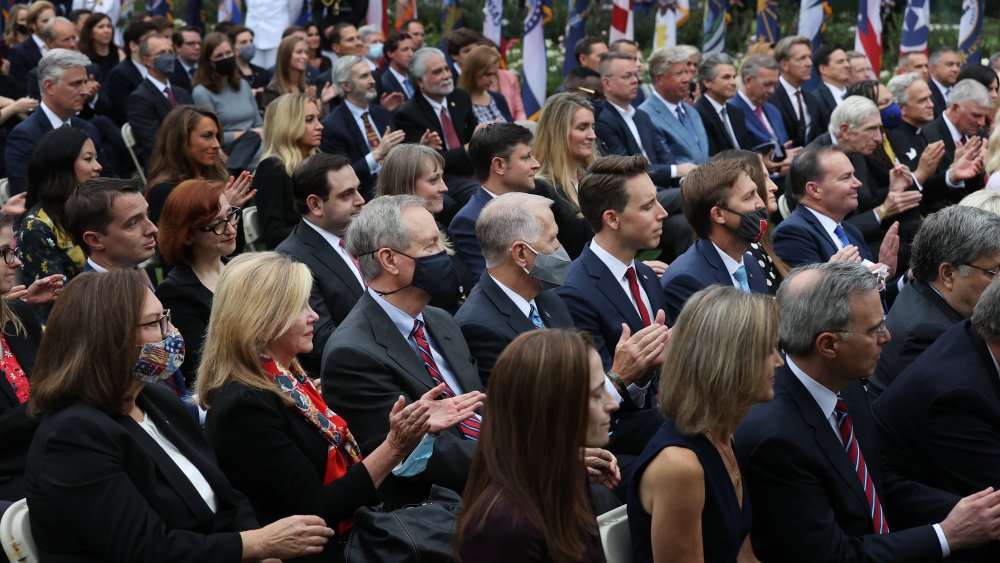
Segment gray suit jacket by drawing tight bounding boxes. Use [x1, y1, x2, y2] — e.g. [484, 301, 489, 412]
[639, 95, 710, 164]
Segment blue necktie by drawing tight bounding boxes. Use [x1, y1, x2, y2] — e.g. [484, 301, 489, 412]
[676, 105, 702, 149]
[402, 78, 413, 97]
[733, 265, 750, 293]
[833, 224, 852, 248]
[528, 304, 545, 329]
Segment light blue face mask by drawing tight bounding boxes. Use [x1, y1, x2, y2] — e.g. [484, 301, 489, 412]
[391, 433, 436, 477]
[368, 42, 384, 60]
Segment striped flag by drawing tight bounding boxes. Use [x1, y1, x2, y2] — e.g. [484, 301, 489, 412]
[854, 0, 882, 74]
[653, 0, 689, 50]
[217, 0, 241, 24]
[756, 0, 779, 45]
[367, 0, 388, 36]
[563, 0, 589, 74]
[610, 0, 633, 42]
[900, 0, 929, 55]
[702, 0, 727, 54]
[394, 0, 416, 31]
[484, 0, 503, 45]
[958, 0, 983, 65]
[522, 0, 551, 119]
[799, 0, 826, 50]
[147, 0, 172, 20]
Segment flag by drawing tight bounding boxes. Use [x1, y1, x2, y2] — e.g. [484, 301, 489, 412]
[702, 0, 727, 54]
[295, 3, 311, 25]
[610, 0, 633, 42]
[653, 0, 689, 50]
[0, 0, 9, 34]
[186, 0, 205, 32]
[900, 0, 929, 55]
[756, 0, 779, 45]
[217, 0, 241, 24]
[522, 0, 551, 120]
[367, 0, 388, 36]
[563, 0, 589, 74]
[854, 0, 882, 74]
[484, 0, 503, 45]
[442, 0, 463, 38]
[799, 0, 826, 51]
[958, 0, 984, 65]
[394, 0, 416, 31]
[147, 0, 172, 20]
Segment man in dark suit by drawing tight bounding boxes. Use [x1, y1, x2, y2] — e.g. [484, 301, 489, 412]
[380, 31, 415, 101]
[276, 154, 366, 375]
[7, 6, 47, 94]
[771, 36, 822, 146]
[736, 261, 1000, 563]
[169, 26, 201, 91]
[555, 155, 670, 459]
[127, 34, 194, 166]
[103, 20, 159, 125]
[868, 206, 1000, 397]
[809, 44, 851, 137]
[694, 52, 752, 155]
[448, 123, 539, 281]
[730, 54, 791, 149]
[927, 47, 962, 119]
[660, 159, 770, 323]
[320, 55, 406, 201]
[323, 195, 485, 501]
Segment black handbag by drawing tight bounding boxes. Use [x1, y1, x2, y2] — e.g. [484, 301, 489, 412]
[344, 485, 462, 563]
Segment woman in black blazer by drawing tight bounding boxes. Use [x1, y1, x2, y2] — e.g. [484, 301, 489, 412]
[457, 45, 514, 125]
[26, 269, 335, 562]
[197, 252, 485, 562]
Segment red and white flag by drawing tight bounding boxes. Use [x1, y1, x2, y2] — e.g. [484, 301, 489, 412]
[854, 0, 882, 75]
[610, 0, 633, 42]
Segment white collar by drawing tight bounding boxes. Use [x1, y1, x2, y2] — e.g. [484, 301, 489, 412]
[131, 58, 149, 79]
[86, 257, 109, 273]
[737, 90, 759, 112]
[942, 112, 963, 144]
[779, 75, 803, 98]
[389, 66, 408, 84]
[147, 74, 170, 93]
[652, 89, 681, 114]
[422, 92, 447, 114]
[802, 205, 843, 240]
[786, 356, 840, 425]
[607, 99, 636, 119]
[824, 81, 846, 99]
[368, 288, 424, 338]
[589, 239, 635, 283]
[931, 77, 950, 96]
[345, 99, 371, 119]
[488, 273, 536, 320]
[31, 34, 45, 51]
[711, 241, 744, 274]
[301, 218, 344, 252]
[40, 101, 70, 129]
[705, 95, 727, 113]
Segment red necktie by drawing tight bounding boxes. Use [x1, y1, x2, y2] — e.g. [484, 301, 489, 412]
[360, 111, 380, 149]
[834, 399, 889, 534]
[625, 266, 651, 327]
[164, 86, 177, 108]
[411, 319, 481, 440]
[338, 238, 366, 288]
[754, 106, 776, 139]
[439, 106, 461, 150]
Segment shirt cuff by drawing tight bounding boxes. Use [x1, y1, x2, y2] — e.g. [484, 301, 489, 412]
[945, 169, 965, 189]
[365, 153, 380, 175]
[872, 209, 881, 223]
[670, 165, 677, 178]
[932, 523, 950, 557]
[603, 377, 649, 407]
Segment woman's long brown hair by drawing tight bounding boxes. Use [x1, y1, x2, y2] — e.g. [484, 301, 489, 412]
[146, 105, 228, 191]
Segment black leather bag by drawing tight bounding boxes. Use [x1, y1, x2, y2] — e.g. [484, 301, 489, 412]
[344, 485, 462, 563]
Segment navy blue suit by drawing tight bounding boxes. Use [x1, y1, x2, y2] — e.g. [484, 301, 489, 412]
[5, 109, 109, 195]
[319, 102, 396, 202]
[729, 94, 790, 147]
[7, 39, 42, 96]
[772, 205, 874, 268]
[169, 59, 194, 92]
[379, 68, 410, 101]
[595, 104, 677, 186]
[659, 238, 769, 324]
[447, 186, 492, 280]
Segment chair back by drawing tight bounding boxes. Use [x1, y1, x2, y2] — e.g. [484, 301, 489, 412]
[242, 206, 261, 246]
[597, 504, 633, 563]
[0, 498, 39, 562]
[120, 123, 148, 186]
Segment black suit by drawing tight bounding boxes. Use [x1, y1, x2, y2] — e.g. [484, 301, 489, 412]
[0, 300, 43, 502]
[454, 271, 574, 386]
[7, 38, 42, 96]
[104, 58, 146, 125]
[276, 220, 366, 375]
[887, 121, 953, 215]
[319, 102, 396, 201]
[735, 366, 958, 563]
[320, 293, 484, 502]
[380, 67, 411, 102]
[155, 266, 213, 383]
[594, 104, 676, 186]
[0, 300, 42, 415]
[26, 383, 259, 561]
[810, 84, 839, 143]
[769, 84, 821, 147]
[4, 108, 109, 195]
[253, 157, 299, 249]
[693, 96, 752, 155]
[920, 115, 984, 212]
[169, 59, 194, 92]
[927, 79, 948, 120]
[395, 90, 476, 177]
[127, 78, 195, 165]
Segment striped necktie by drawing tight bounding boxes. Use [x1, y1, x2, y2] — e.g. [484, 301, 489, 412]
[411, 319, 481, 440]
[834, 398, 889, 534]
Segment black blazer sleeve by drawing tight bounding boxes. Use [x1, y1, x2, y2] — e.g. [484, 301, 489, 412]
[252, 157, 299, 249]
[487, 91, 513, 123]
[155, 273, 210, 378]
[127, 85, 164, 159]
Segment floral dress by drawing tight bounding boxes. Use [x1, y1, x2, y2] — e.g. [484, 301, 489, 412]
[17, 206, 86, 321]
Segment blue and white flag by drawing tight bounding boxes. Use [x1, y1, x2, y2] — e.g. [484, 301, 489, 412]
[702, 0, 727, 54]
[958, 0, 983, 65]
[900, 0, 929, 55]
[522, 0, 551, 119]
[756, 0, 779, 45]
[799, 0, 826, 50]
[217, 0, 241, 24]
[484, 0, 503, 46]
[147, 0, 172, 19]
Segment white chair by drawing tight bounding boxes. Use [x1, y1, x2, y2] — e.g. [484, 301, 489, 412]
[778, 193, 792, 220]
[597, 504, 633, 563]
[0, 178, 10, 208]
[120, 123, 147, 186]
[1, 499, 39, 562]
[242, 206, 261, 247]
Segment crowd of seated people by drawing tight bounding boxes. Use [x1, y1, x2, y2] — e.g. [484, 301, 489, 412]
[7, 10, 1000, 562]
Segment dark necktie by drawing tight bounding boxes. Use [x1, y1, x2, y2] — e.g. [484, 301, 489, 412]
[439, 106, 461, 150]
[834, 398, 889, 534]
[720, 106, 740, 149]
[676, 105, 701, 149]
[794, 89, 807, 131]
[625, 266, 651, 327]
[411, 319, 481, 440]
[164, 86, 177, 108]
[360, 111, 380, 150]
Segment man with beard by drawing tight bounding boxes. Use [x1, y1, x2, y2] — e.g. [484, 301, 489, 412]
[320, 55, 407, 201]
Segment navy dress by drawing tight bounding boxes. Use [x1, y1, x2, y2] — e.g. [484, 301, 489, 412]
[628, 420, 751, 563]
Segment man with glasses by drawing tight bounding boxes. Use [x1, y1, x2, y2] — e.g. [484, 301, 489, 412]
[735, 261, 1000, 563]
[640, 46, 710, 165]
[730, 54, 792, 151]
[127, 33, 195, 166]
[169, 26, 201, 91]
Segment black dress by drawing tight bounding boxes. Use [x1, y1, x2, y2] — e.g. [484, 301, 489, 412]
[533, 179, 594, 260]
[89, 49, 122, 85]
[252, 157, 300, 249]
[747, 242, 782, 294]
[628, 420, 751, 563]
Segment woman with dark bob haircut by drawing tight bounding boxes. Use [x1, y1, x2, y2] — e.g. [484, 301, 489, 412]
[25, 269, 335, 561]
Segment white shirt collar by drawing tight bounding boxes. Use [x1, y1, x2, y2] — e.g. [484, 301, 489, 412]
[786, 356, 840, 429]
[779, 75, 801, 98]
[40, 101, 70, 129]
[147, 74, 170, 94]
[711, 241, 744, 277]
[824, 81, 846, 102]
[931, 77, 950, 97]
[368, 288, 425, 338]
[488, 273, 536, 320]
[802, 206, 846, 249]
[942, 112, 963, 145]
[589, 239, 635, 283]
[32, 34, 45, 52]
[389, 66, 409, 86]
[131, 58, 149, 79]
[422, 92, 446, 115]
[301, 219, 365, 287]
[705, 95, 727, 113]
[608, 99, 636, 119]
[737, 90, 759, 112]
[301, 218, 344, 252]
[86, 257, 109, 273]
[345, 99, 371, 119]
[652, 89, 681, 114]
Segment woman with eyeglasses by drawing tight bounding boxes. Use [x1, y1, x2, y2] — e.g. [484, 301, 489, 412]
[25, 269, 335, 561]
[0, 212, 44, 419]
[156, 179, 242, 383]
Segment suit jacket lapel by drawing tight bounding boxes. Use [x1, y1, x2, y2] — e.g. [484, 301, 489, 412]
[423, 308, 481, 394]
[479, 273, 536, 336]
[339, 105, 372, 160]
[415, 94, 444, 140]
[143, 80, 172, 114]
[607, 109, 642, 154]
[297, 222, 365, 296]
[582, 248, 643, 329]
[362, 294, 438, 391]
[696, 239, 734, 286]
[797, 207, 839, 258]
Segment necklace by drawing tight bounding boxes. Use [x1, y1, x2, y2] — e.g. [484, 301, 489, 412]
[705, 429, 742, 490]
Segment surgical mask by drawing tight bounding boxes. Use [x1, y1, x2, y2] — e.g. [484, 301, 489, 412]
[152, 52, 176, 77]
[368, 42, 384, 60]
[213, 56, 236, 76]
[522, 243, 571, 289]
[238, 44, 256, 63]
[132, 332, 186, 384]
[722, 206, 768, 243]
[880, 102, 903, 130]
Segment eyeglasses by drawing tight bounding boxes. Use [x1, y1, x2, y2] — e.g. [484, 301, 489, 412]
[965, 264, 1000, 279]
[139, 309, 172, 339]
[822, 315, 888, 339]
[0, 248, 17, 265]
[197, 207, 242, 235]
[613, 72, 639, 82]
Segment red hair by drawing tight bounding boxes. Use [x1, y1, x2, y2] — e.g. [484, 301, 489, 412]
[158, 179, 225, 267]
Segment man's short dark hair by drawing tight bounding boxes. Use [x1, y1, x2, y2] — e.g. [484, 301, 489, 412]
[563, 66, 601, 90]
[813, 44, 843, 71]
[579, 155, 649, 233]
[681, 158, 749, 238]
[575, 37, 605, 64]
[291, 153, 353, 215]
[65, 178, 143, 254]
[385, 31, 412, 55]
[215, 21, 237, 35]
[609, 39, 637, 52]
[446, 28, 481, 57]
[123, 21, 158, 54]
[171, 25, 201, 47]
[466, 123, 535, 183]
[328, 23, 355, 45]
[788, 145, 843, 201]
[401, 18, 422, 32]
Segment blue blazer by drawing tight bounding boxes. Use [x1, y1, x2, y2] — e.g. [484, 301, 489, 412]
[660, 238, 769, 324]
[447, 186, 492, 281]
[4, 110, 107, 195]
[771, 205, 874, 268]
[595, 104, 676, 186]
[555, 244, 666, 370]
[482, 90, 514, 123]
[7, 39, 42, 96]
[380, 68, 410, 101]
[320, 102, 396, 201]
[638, 95, 710, 164]
[729, 94, 790, 147]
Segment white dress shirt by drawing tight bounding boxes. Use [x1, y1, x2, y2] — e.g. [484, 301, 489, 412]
[711, 242, 747, 289]
[489, 274, 539, 323]
[607, 100, 648, 157]
[344, 100, 382, 174]
[422, 93, 457, 149]
[779, 75, 812, 131]
[136, 413, 218, 513]
[40, 101, 71, 129]
[705, 95, 741, 149]
[823, 81, 846, 106]
[737, 90, 777, 138]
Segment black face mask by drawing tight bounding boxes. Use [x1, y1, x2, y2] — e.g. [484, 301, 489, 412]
[721, 206, 768, 243]
[213, 56, 236, 76]
[16, 24, 30, 35]
[374, 249, 459, 298]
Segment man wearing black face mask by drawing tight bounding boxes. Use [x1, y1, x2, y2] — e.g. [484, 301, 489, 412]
[321, 194, 486, 505]
[660, 159, 771, 324]
[127, 34, 193, 165]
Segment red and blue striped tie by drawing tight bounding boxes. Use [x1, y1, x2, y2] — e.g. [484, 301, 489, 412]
[834, 398, 889, 534]
[411, 319, 481, 440]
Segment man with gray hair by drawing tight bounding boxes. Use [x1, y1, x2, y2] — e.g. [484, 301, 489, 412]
[5, 48, 109, 195]
[770, 35, 821, 145]
[846, 50, 875, 85]
[126, 33, 194, 165]
[868, 206, 1000, 396]
[320, 54, 406, 200]
[323, 194, 486, 503]
[898, 51, 930, 81]
[640, 46, 709, 164]
[693, 52, 753, 154]
[875, 278, 1000, 562]
[736, 261, 1000, 562]
[729, 54, 793, 152]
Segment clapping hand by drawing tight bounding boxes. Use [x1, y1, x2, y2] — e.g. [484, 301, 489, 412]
[5, 274, 65, 304]
[418, 383, 485, 433]
[225, 171, 256, 207]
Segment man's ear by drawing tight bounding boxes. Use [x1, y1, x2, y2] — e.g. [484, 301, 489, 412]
[81, 230, 104, 252]
[815, 332, 840, 359]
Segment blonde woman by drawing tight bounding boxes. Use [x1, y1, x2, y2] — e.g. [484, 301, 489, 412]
[628, 286, 782, 563]
[960, 190, 1000, 215]
[262, 35, 336, 109]
[253, 93, 324, 248]
[533, 92, 598, 258]
[3, 4, 30, 48]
